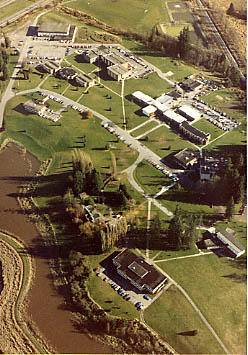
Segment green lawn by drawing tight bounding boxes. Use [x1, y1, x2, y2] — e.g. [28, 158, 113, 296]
[4, 94, 138, 172]
[64, 55, 97, 74]
[159, 237, 247, 354]
[162, 24, 194, 37]
[125, 72, 173, 98]
[145, 286, 224, 354]
[142, 125, 195, 158]
[13, 71, 45, 92]
[134, 160, 171, 196]
[65, 0, 170, 33]
[131, 120, 159, 137]
[192, 118, 224, 140]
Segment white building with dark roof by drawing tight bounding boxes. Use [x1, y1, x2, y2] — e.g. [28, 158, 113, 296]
[142, 105, 157, 117]
[113, 249, 167, 294]
[38, 22, 70, 37]
[163, 109, 186, 126]
[205, 227, 245, 258]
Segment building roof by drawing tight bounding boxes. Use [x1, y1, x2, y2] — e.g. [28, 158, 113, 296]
[167, 90, 181, 99]
[113, 249, 167, 292]
[38, 22, 70, 34]
[181, 121, 209, 140]
[23, 100, 44, 112]
[181, 78, 202, 91]
[156, 94, 173, 104]
[132, 91, 154, 105]
[76, 72, 94, 83]
[215, 228, 245, 254]
[57, 67, 76, 78]
[108, 63, 130, 76]
[164, 109, 186, 124]
[178, 105, 201, 120]
[142, 105, 157, 116]
[174, 148, 197, 167]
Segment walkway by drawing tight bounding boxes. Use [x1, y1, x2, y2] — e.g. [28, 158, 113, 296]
[155, 251, 212, 263]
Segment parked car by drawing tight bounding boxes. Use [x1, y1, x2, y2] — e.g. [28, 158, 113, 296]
[143, 295, 151, 301]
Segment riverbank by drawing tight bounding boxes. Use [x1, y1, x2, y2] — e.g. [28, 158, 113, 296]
[0, 140, 112, 353]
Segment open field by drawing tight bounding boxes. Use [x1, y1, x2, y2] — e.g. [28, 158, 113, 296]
[65, 0, 170, 33]
[3, 94, 138, 171]
[160, 224, 247, 354]
[131, 121, 159, 137]
[145, 285, 224, 354]
[134, 160, 172, 196]
[141, 125, 195, 158]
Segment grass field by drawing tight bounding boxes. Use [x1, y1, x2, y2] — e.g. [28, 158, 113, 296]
[134, 160, 172, 196]
[3, 94, 138, 172]
[65, 0, 170, 33]
[159, 223, 247, 354]
[142, 125, 195, 158]
[145, 285, 224, 354]
[131, 120, 159, 137]
[192, 119, 224, 140]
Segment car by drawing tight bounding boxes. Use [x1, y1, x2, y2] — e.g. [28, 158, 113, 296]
[135, 302, 141, 307]
[143, 295, 151, 301]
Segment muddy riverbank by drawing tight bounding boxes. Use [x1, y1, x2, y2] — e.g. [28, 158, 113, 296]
[0, 142, 112, 353]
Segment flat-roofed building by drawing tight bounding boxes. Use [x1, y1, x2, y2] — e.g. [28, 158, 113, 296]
[181, 78, 203, 92]
[113, 249, 167, 294]
[163, 109, 186, 126]
[107, 63, 132, 81]
[82, 51, 98, 64]
[179, 121, 210, 145]
[205, 227, 245, 258]
[74, 73, 95, 87]
[132, 91, 154, 107]
[23, 100, 46, 115]
[178, 105, 202, 122]
[56, 67, 76, 80]
[173, 148, 198, 169]
[38, 22, 70, 37]
[142, 105, 157, 117]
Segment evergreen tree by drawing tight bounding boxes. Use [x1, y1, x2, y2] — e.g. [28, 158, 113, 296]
[226, 2, 235, 16]
[2, 63, 8, 81]
[234, 176, 245, 204]
[4, 36, 11, 48]
[1, 49, 8, 64]
[225, 196, 235, 220]
[74, 170, 85, 195]
[177, 27, 190, 59]
[167, 206, 184, 250]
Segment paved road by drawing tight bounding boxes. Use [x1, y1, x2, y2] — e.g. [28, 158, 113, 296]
[0, 0, 15, 9]
[0, 0, 50, 27]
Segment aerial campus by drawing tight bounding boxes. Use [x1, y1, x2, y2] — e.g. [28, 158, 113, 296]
[0, 0, 246, 354]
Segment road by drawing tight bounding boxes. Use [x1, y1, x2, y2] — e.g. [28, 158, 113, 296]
[0, 0, 50, 27]
[0, 0, 15, 9]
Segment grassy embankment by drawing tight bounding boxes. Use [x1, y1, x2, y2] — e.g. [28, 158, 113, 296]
[0, 0, 38, 22]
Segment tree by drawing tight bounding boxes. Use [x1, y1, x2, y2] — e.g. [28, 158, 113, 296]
[82, 110, 93, 119]
[4, 36, 11, 48]
[226, 2, 235, 16]
[225, 196, 235, 220]
[1, 49, 8, 64]
[2, 63, 8, 81]
[167, 206, 184, 250]
[177, 26, 190, 59]
[234, 176, 245, 204]
[73, 170, 85, 195]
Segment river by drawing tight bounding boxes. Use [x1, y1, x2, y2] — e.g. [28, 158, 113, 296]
[0, 142, 112, 354]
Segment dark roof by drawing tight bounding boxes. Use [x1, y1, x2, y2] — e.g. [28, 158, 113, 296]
[174, 148, 197, 167]
[181, 79, 202, 91]
[57, 67, 76, 78]
[181, 121, 209, 140]
[113, 249, 166, 292]
[167, 90, 181, 99]
[216, 228, 245, 252]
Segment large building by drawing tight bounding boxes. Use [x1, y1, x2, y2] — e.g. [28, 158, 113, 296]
[173, 149, 198, 169]
[37, 21, 76, 41]
[179, 121, 210, 145]
[178, 105, 202, 122]
[113, 249, 167, 294]
[204, 227, 245, 258]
